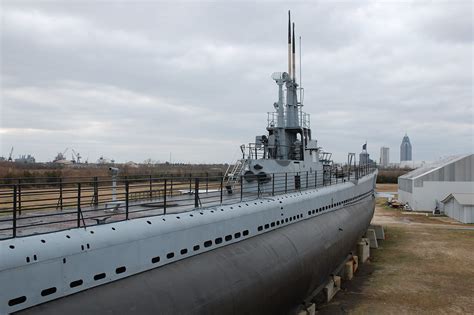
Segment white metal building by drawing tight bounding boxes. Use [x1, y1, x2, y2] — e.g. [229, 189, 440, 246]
[398, 154, 474, 211]
[441, 193, 474, 223]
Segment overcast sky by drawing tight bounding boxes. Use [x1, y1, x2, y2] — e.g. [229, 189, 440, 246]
[1, 0, 472, 164]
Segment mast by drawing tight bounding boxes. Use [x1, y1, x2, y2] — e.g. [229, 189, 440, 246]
[292, 22, 296, 82]
[288, 11, 292, 78]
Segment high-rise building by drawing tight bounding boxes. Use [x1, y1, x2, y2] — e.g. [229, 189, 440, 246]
[379, 147, 389, 167]
[400, 134, 412, 162]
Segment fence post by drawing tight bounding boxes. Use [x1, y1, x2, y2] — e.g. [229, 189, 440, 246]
[59, 178, 64, 211]
[125, 180, 129, 220]
[285, 173, 288, 193]
[77, 183, 81, 228]
[194, 178, 200, 208]
[93, 177, 98, 207]
[163, 179, 167, 215]
[17, 179, 22, 215]
[13, 185, 17, 238]
[220, 176, 223, 205]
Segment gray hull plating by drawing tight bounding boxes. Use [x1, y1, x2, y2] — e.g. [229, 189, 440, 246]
[20, 196, 374, 315]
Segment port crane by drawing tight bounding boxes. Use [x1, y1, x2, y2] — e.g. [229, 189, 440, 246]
[71, 149, 81, 164]
[8, 147, 13, 162]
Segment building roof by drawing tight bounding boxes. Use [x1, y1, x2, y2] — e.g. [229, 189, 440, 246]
[441, 193, 474, 206]
[399, 154, 472, 180]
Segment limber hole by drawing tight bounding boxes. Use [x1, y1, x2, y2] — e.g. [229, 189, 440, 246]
[8, 296, 26, 306]
[94, 273, 106, 281]
[151, 256, 160, 264]
[70, 279, 83, 288]
[41, 287, 57, 297]
[116, 266, 126, 274]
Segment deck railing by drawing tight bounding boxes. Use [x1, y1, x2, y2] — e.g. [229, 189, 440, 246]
[0, 164, 376, 240]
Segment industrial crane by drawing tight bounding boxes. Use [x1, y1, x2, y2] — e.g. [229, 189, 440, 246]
[71, 149, 81, 164]
[8, 147, 13, 162]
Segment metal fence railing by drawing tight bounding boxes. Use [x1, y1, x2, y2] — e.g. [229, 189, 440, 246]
[0, 164, 376, 240]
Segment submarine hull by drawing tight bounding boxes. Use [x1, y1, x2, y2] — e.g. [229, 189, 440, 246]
[20, 195, 375, 315]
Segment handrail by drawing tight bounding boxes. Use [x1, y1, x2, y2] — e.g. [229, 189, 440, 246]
[0, 165, 377, 239]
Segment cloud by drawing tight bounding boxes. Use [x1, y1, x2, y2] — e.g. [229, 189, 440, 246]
[1, 1, 472, 164]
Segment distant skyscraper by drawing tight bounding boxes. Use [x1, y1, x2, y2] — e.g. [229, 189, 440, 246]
[400, 134, 412, 162]
[380, 147, 389, 167]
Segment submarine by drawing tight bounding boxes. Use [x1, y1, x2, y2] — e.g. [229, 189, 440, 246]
[0, 11, 377, 315]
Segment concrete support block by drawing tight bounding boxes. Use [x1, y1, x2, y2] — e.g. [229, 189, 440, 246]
[343, 261, 353, 280]
[307, 303, 316, 315]
[370, 224, 385, 240]
[352, 255, 359, 273]
[297, 303, 315, 315]
[366, 229, 379, 249]
[323, 276, 341, 303]
[357, 238, 370, 263]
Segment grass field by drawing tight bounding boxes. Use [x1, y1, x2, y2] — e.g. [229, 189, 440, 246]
[318, 198, 474, 314]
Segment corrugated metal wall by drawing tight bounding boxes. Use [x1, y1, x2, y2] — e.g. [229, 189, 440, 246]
[417, 155, 474, 185]
[398, 177, 412, 193]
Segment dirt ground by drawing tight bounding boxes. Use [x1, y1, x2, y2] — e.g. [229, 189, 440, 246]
[375, 183, 398, 192]
[317, 197, 474, 315]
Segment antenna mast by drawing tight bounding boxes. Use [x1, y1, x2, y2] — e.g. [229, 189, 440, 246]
[299, 36, 302, 104]
[288, 11, 291, 78]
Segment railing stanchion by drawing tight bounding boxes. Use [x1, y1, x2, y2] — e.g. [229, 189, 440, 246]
[93, 177, 98, 207]
[194, 178, 200, 208]
[163, 179, 167, 215]
[220, 177, 223, 205]
[77, 183, 81, 228]
[13, 185, 17, 238]
[306, 171, 309, 189]
[240, 175, 243, 202]
[149, 175, 152, 199]
[336, 168, 338, 184]
[59, 178, 64, 211]
[206, 172, 209, 193]
[272, 173, 275, 196]
[315, 171, 317, 188]
[285, 173, 288, 193]
[18, 179, 22, 215]
[125, 180, 129, 220]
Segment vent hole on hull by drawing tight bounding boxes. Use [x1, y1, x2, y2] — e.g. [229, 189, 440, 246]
[70, 280, 83, 288]
[167, 252, 175, 259]
[94, 273, 106, 281]
[152, 256, 160, 264]
[41, 287, 57, 297]
[116, 266, 126, 274]
[8, 296, 26, 306]
[204, 240, 212, 247]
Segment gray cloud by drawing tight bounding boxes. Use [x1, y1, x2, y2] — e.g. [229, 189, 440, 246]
[1, 1, 472, 164]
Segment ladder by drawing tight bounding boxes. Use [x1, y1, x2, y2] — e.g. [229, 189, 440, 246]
[224, 159, 246, 191]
